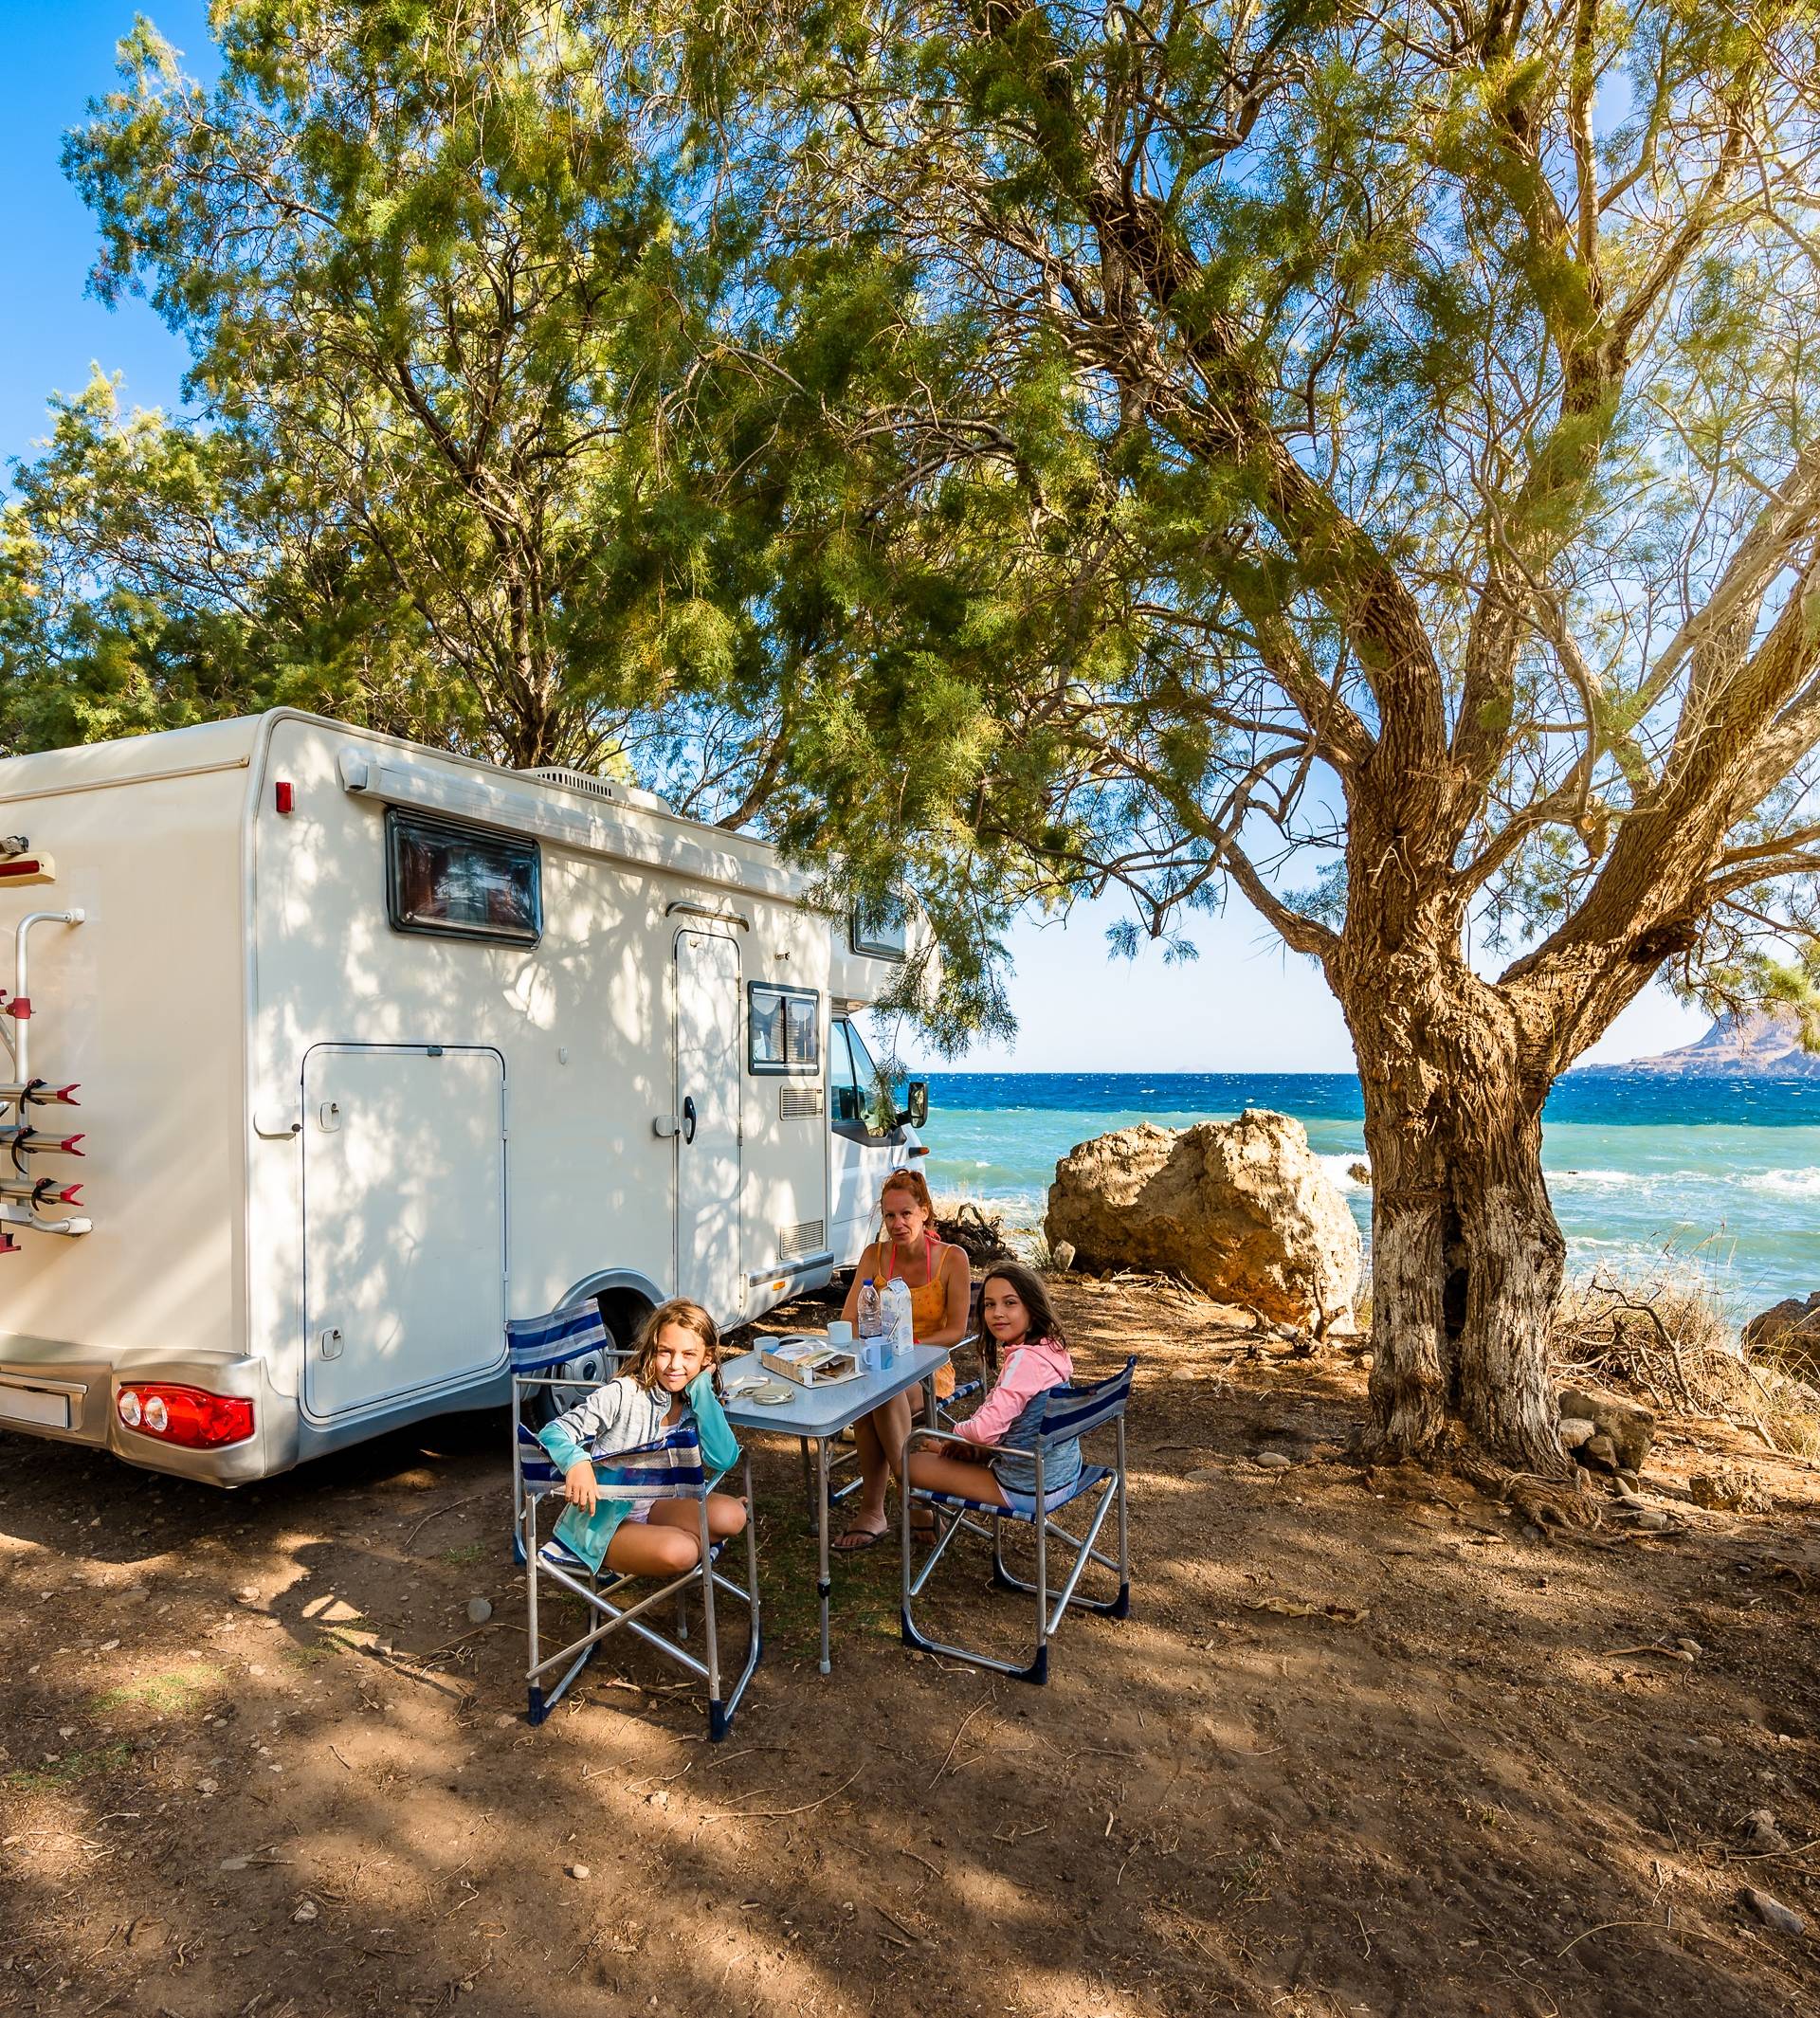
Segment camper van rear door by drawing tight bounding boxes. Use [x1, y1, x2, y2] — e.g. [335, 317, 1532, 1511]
[301, 1045, 507, 1419]
[674, 931, 743, 1321]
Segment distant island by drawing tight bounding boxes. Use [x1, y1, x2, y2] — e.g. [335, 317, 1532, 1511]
[1578, 1006, 1820, 1078]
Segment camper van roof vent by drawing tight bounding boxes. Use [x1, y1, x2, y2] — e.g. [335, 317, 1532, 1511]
[521, 767, 671, 815]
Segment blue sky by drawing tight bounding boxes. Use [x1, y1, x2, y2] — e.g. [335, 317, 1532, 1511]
[0, 5, 1707, 1070]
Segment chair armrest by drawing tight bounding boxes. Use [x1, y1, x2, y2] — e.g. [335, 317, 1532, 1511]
[899, 1423, 1037, 1470]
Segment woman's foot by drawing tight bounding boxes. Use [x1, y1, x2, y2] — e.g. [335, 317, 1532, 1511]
[832, 1515, 889, 1552]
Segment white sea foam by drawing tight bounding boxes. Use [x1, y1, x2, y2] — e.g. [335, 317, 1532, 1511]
[1548, 1168, 1647, 1191]
[1740, 1167, 1820, 1197]
[1319, 1152, 1371, 1193]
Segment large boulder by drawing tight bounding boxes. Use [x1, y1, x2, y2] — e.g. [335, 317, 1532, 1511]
[1044, 1110, 1361, 1330]
[1743, 1293, 1820, 1379]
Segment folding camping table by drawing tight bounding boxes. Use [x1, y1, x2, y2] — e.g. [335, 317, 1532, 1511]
[718, 1340, 951, 1675]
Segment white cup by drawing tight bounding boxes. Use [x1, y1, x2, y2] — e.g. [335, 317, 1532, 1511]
[826, 1320, 854, 1347]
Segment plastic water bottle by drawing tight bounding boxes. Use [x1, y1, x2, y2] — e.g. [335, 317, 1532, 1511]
[882, 1279, 915, 1363]
[857, 1278, 883, 1340]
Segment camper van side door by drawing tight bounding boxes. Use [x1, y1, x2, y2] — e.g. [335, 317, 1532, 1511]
[672, 931, 744, 1323]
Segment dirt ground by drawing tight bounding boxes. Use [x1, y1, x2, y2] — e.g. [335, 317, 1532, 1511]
[3, 1279, 1819, 2018]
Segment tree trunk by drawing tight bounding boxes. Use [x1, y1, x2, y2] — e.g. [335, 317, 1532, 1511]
[1340, 950, 1571, 1475]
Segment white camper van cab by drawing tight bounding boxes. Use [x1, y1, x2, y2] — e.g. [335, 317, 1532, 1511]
[0, 710, 934, 1486]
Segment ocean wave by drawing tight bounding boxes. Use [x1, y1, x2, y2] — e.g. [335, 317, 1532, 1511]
[1318, 1152, 1371, 1193]
[1740, 1168, 1820, 1197]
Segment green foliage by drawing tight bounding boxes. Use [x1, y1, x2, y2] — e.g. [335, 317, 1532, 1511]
[668, 0, 1820, 1049]
[9, 1, 1820, 1069]
[6, 2, 760, 773]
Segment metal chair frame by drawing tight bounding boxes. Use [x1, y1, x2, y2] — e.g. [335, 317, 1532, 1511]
[507, 1306, 761, 1742]
[900, 1358, 1133, 1685]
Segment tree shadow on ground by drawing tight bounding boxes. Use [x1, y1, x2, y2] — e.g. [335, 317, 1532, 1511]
[2, 1282, 1817, 2017]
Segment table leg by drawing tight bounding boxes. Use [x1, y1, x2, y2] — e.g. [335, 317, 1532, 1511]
[816, 1435, 831, 1676]
[797, 1435, 816, 1528]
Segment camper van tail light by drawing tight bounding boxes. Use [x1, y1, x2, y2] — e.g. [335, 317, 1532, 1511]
[0, 860, 45, 881]
[116, 1384, 254, 1448]
[274, 780, 294, 815]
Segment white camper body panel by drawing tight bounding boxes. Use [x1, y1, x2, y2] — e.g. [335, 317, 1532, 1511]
[0, 710, 923, 1484]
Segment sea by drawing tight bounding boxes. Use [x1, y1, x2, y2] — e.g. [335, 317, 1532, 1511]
[918, 1071, 1820, 1325]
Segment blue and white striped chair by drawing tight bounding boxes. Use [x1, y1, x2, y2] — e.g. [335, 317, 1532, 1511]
[900, 1358, 1134, 1685]
[509, 1305, 624, 1538]
[511, 1308, 761, 1741]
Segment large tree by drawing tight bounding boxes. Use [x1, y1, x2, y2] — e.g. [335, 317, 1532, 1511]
[5, 1, 780, 784]
[692, 0, 1820, 1468]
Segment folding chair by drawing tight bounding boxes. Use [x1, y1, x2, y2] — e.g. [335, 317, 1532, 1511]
[900, 1357, 1134, 1685]
[512, 1340, 761, 1742]
[508, 1304, 625, 1545]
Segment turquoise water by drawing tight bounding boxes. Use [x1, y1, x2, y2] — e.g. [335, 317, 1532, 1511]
[919, 1072, 1820, 1319]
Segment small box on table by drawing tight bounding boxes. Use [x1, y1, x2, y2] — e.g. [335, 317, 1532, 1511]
[759, 1336, 862, 1387]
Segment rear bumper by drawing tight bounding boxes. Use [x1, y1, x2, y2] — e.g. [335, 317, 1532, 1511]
[0, 1338, 294, 1486]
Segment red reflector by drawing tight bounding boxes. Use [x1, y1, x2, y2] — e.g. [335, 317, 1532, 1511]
[274, 780, 294, 815]
[0, 859, 44, 879]
[117, 1384, 255, 1449]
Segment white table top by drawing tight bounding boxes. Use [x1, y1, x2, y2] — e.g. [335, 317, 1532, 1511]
[719, 1340, 951, 1438]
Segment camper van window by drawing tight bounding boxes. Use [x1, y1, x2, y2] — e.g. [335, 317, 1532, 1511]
[748, 983, 819, 1075]
[828, 1021, 864, 1125]
[849, 903, 909, 961]
[831, 1016, 901, 1142]
[385, 810, 542, 946]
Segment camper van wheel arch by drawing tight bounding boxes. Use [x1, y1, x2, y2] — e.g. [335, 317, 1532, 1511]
[595, 1285, 655, 1365]
[515, 1276, 659, 1429]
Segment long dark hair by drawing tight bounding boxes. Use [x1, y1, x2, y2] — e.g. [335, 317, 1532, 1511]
[978, 1261, 1065, 1350]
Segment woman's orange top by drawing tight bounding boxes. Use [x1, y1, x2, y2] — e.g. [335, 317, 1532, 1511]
[885, 1232, 958, 1397]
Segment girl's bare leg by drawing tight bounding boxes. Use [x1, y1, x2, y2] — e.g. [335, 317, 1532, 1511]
[906, 1449, 1009, 1505]
[647, 1493, 747, 1540]
[603, 1518, 702, 1578]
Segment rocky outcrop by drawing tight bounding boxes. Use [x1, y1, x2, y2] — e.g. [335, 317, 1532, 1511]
[1742, 1292, 1820, 1378]
[1044, 1110, 1361, 1331]
[1576, 1006, 1820, 1078]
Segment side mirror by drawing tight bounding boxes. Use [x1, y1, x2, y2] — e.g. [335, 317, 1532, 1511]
[898, 1080, 929, 1130]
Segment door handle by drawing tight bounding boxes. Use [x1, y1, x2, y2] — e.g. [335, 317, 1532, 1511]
[682, 1095, 698, 1145]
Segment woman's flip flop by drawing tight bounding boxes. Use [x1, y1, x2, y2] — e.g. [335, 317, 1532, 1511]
[831, 1523, 888, 1552]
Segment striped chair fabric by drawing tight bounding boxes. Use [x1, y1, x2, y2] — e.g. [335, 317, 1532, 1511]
[508, 1304, 615, 1377]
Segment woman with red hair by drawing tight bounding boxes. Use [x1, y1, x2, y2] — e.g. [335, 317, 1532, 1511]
[830, 1168, 972, 1550]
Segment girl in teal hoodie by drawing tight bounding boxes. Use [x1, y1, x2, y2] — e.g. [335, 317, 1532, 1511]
[537, 1299, 745, 1577]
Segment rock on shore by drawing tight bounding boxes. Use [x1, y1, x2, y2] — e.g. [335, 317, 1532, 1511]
[1044, 1110, 1360, 1331]
[1743, 1292, 1820, 1379]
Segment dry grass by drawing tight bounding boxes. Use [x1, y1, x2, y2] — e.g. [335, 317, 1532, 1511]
[1552, 1264, 1820, 1458]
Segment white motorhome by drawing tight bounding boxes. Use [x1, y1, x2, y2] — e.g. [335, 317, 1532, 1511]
[0, 710, 932, 1485]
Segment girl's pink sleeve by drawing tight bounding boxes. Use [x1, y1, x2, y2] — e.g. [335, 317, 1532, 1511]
[953, 1348, 1049, 1447]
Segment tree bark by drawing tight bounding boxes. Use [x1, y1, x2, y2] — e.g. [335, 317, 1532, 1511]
[1338, 943, 1572, 1475]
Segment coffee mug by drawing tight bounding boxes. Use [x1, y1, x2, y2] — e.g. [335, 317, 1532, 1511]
[827, 1320, 854, 1347]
